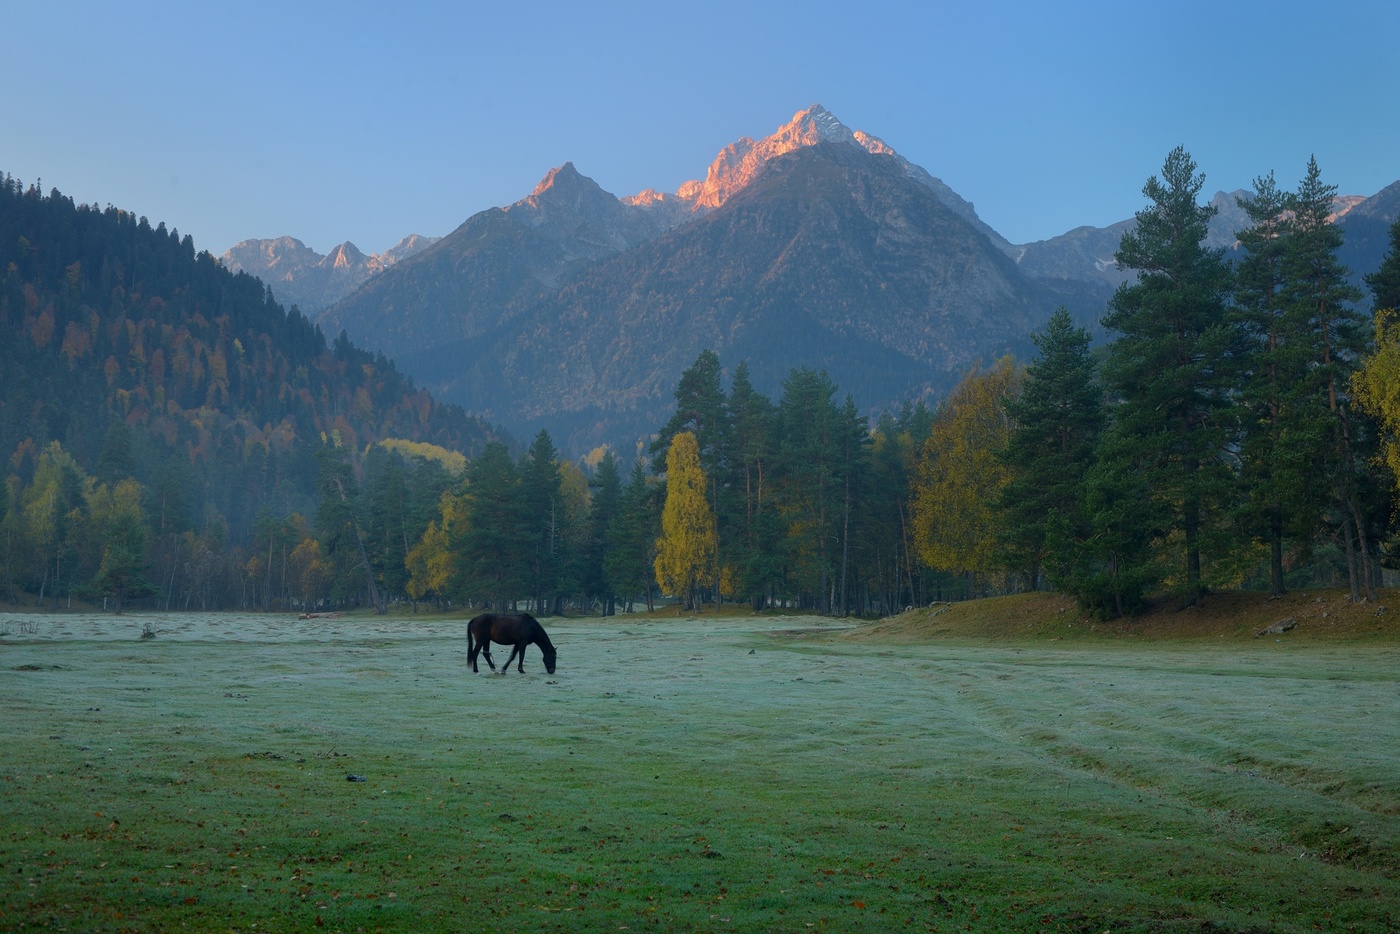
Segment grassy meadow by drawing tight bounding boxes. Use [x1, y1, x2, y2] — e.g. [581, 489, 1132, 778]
[2, 594, 1399, 932]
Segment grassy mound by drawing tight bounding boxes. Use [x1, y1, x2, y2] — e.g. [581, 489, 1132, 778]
[846, 588, 1400, 644]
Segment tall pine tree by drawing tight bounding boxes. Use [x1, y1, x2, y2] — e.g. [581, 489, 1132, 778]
[1283, 157, 1372, 599]
[1099, 147, 1235, 600]
[995, 309, 1103, 591]
[1231, 172, 1312, 595]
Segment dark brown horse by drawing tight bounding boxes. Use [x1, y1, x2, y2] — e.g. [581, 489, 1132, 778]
[467, 612, 557, 674]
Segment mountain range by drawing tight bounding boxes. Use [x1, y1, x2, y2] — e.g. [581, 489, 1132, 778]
[223, 106, 1400, 456]
[222, 234, 438, 314]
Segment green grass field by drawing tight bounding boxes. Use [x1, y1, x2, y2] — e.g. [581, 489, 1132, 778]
[2, 603, 1398, 932]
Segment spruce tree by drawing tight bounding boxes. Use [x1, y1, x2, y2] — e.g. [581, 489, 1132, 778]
[520, 430, 564, 614]
[606, 462, 660, 612]
[1099, 147, 1235, 599]
[996, 308, 1103, 591]
[724, 362, 781, 610]
[459, 442, 528, 610]
[1232, 172, 1313, 595]
[775, 368, 842, 612]
[585, 451, 623, 614]
[1283, 157, 1371, 599]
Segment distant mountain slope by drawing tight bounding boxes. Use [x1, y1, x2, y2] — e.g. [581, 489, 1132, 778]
[1014, 185, 1397, 301]
[314, 107, 1062, 453]
[436, 143, 1060, 452]
[316, 162, 670, 374]
[1013, 190, 1253, 301]
[0, 177, 500, 541]
[221, 233, 438, 315]
[1338, 180, 1400, 281]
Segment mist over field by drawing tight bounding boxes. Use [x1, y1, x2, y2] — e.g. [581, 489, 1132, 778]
[4, 610, 1398, 931]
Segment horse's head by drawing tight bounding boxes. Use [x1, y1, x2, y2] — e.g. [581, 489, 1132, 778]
[543, 645, 557, 674]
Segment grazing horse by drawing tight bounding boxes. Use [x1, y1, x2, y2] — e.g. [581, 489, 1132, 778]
[467, 612, 557, 674]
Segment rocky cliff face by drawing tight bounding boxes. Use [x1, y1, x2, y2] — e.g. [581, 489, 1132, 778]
[620, 104, 1009, 251]
[367, 143, 1063, 453]
[220, 233, 438, 314]
[314, 161, 670, 370]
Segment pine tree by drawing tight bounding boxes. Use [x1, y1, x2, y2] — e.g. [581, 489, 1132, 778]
[314, 439, 383, 612]
[520, 430, 564, 613]
[1073, 432, 1163, 618]
[1099, 147, 1235, 599]
[996, 309, 1103, 590]
[87, 478, 157, 613]
[584, 451, 623, 614]
[1284, 156, 1371, 599]
[23, 441, 89, 606]
[606, 462, 660, 612]
[1231, 172, 1305, 595]
[774, 368, 842, 611]
[459, 442, 528, 610]
[723, 362, 781, 610]
[831, 395, 870, 616]
[868, 411, 926, 614]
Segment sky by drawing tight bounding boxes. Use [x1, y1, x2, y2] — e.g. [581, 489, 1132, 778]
[4, 1, 1398, 258]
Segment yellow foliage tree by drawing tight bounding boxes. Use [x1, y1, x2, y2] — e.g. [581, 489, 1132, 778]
[654, 431, 716, 611]
[406, 486, 468, 605]
[910, 357, 1022, 584]
[1353, 307, 1400, 489]
[289, 537, 330, 608]
[376, 439, 467, 476]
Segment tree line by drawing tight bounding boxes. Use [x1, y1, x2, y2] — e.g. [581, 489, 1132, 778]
[4, 149, 1400, 617]
[0, 174, 498, 610]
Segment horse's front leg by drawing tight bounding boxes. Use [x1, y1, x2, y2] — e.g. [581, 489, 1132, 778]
[501, 644, 522, 673]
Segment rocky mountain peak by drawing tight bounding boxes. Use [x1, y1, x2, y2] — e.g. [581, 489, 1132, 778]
[668, 104, 868, 211]
[529, 161, 586, 198]
[513, 162, 630, 227]
[221, 233, 438, 315]
[625, 104, 1008, 253]
[323, 241, 368, 270]
[223, 235, 319, 272]
[381, 234, 440, 265]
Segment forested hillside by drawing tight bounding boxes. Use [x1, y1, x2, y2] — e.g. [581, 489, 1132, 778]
[0, 176, 500, 608]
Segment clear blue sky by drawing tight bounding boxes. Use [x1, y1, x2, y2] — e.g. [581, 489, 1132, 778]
[5, 1, 1397, 257]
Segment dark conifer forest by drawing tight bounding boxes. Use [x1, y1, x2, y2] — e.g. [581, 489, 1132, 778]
[0, 177, 499, 609]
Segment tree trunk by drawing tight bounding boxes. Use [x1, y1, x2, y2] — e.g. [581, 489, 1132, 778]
[1269, 515, 1285, 597]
